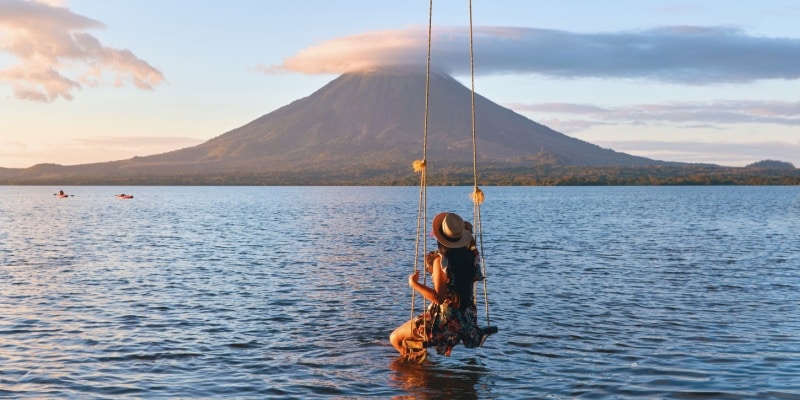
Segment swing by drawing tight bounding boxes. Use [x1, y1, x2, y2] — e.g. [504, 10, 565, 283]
[402, 0, 497, 363]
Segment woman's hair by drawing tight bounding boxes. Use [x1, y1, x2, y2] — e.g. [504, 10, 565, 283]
[438, 242, 475, 310]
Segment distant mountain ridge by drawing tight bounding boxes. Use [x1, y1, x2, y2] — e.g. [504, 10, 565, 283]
[3, 66, 678, 184]
[138, 66, 667, 168]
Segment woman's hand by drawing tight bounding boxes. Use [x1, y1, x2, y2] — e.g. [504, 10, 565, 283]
[408, 270, 420, 287]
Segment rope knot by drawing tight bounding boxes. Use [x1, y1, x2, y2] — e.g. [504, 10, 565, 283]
[470, 187, 485, 205]
[413, 159, 426, 173]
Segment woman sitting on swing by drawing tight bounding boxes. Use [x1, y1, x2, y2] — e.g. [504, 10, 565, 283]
[390, 212, 487, 359]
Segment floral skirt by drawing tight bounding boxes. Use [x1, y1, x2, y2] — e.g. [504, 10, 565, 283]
[412, 302, 483, 356]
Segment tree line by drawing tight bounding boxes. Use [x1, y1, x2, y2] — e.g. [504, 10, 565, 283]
[2, 164, 799, 186]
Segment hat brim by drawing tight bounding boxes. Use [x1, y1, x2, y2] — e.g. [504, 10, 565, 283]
[432, 212, 473, 248]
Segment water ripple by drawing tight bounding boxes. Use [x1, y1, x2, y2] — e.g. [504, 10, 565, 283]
[1, 186, 799, 398]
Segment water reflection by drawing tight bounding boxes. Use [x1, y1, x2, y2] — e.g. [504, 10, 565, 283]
[389, 358, 487, 400]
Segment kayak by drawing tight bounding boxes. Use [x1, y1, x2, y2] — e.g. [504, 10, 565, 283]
[116, 194, 134, 199]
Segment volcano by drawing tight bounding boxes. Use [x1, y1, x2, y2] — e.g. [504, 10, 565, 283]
[1, 67, 669, 184]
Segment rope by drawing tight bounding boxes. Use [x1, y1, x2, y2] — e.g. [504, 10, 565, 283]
[467, 0, 490, 327]
[409, 0, 435, 342]
[468, 0, 478, 191]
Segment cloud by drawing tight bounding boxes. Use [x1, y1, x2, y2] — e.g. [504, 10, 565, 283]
[263, 25, 800, 84]
[593, 139, 800, 167]
[257, 27, 431, 75]
[0, 0, 164, 102]
[509, 100, 800, 132]
[69, 136, 204, 151]
[0, 136, 204, 168]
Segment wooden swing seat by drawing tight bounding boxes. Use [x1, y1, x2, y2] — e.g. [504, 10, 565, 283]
[401, 326, 498, 363]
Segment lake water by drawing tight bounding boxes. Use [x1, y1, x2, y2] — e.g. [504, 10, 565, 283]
[1, 185, 799, 399]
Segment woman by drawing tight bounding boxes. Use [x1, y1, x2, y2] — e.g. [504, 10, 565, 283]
[390, 212, 485, 359]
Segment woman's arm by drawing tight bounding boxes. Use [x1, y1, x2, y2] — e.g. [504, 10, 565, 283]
[408, 255, 448, 304]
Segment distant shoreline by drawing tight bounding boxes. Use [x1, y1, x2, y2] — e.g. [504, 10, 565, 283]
[1, 165, 798, 186]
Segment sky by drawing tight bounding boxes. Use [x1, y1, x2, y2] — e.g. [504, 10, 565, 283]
[1, 0, 799, 168]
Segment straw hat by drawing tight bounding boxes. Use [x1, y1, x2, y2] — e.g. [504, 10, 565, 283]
[432, 212, 472, 248]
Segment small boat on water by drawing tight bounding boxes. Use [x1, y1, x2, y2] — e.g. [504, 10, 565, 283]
[115, 194, 134, 199]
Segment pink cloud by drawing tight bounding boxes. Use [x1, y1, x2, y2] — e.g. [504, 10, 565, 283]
[592, 140, 800, 167]
[0, 136, 205, 168]
[258, 27, 430, 74]
[261, 25, 800, 84]
[0, 0, 164, 102]
[509, 100, 800, 129]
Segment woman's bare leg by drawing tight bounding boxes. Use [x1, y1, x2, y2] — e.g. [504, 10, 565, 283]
[390, 320, 415, 354]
